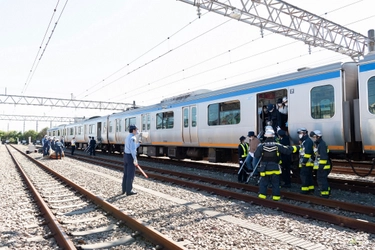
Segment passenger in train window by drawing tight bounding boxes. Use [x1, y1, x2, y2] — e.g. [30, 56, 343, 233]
[266, 103, 281, 133]
[71, 137, 76, 155]
[254, 130, 294, 201]
[277, 97, 288, 131]
[247, 131, 261, 176]
[291, 128, 315, 194]
[89, 137, 96, 156]
[123, 125, 141, 196]
[54, 139, 64, 160]
[310, 130, 331, 198]
[277, 130, 292, 188]
[238, 136, 249, 183]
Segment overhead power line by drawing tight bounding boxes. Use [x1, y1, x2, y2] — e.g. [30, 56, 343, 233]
[22, 0, 69, 94]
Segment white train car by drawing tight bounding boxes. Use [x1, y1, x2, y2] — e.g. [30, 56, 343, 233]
[357, 53, 375, 155]
[49, 59, 375, 161]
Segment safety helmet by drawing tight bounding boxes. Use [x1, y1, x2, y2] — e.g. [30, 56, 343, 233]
[297, 128, 307, 134]
[129, 125, 138, 133]
[264, 130, 275, 137]
[282, 96, 287, 103]
[310, 130, 322, 137]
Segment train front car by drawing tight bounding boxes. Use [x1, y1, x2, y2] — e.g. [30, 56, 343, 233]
[357, 53, 375, 158]
[285, 62, 358, 158]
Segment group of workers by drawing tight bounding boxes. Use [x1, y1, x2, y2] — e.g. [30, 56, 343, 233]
[238, 118, 331, 201]
[41, 135, 64, 159]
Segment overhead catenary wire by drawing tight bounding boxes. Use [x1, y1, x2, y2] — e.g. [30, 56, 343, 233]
[106, 0, 375, 104]
[76, 9, 212, 99]
[80, 15, 231, 99]
[22, 0, 69, 95]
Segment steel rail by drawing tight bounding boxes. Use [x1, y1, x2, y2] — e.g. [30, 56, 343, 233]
[6, 145, 77, 249]
[12, 146, 186, 250]
[69, 154, 375, 234]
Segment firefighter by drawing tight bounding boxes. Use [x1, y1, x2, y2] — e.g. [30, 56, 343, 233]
[254, 129, 293, 201]
[238, 136, 249, 183]
[310, 130, 331, 198]
[293, 128, 315, 194]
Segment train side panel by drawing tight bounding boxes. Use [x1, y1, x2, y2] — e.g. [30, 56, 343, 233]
[358, 54, 375, 155]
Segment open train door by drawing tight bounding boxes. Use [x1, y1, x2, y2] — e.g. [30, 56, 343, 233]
[182, 106, 198, 145]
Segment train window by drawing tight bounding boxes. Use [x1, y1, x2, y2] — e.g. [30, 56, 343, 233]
[69, 128, 73, 135]
[368, 77, 375, 114]
[311, 85, 335, 119]
[116, 119, 122, 132]
[141, 114, 150, 130]
[156, 111, 174, 129]
[109, 121, 113, 133]
[125, 117, 136, 131]
[103, 122, 106, 133]
[183, 109, 188, 128]
[192, 107, 197, 127]
[208, 100, 240, 126]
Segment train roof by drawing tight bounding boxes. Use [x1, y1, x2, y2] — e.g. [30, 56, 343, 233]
[105, 61, 356, 116]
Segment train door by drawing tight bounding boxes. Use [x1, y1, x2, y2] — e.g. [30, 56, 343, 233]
[115, 118, 122, 143]
[256, 89, 288, 135]
[97, 122, 101, 143]
[182, 106, 198, 144]
[141, 113, 151, 143]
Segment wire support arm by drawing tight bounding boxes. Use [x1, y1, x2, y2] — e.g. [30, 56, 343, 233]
[177, 0, 371, 60]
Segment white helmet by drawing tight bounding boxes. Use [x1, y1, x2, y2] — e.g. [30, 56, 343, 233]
[310, 130, 322, 137]
[264, 130, 275, 137]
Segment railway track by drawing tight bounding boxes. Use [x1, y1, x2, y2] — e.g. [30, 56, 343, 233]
[8, 145, 185, 250]
[64, 151, 375, 235]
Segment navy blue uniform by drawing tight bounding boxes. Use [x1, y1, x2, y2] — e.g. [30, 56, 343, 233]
[279, 133, 291, 187]
[122, 131, 140, 195]
[89, 138, 96, 156]
[313, 138, 331, 197]
[292, 135, 315, 194]
[238, 142, 249, 183]
[254, 138, 293, 201]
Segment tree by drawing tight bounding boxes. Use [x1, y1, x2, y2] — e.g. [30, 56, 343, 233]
[23, 130, 38, 142]
[4, 131, 22, 144]
[37, 127, 49, 140]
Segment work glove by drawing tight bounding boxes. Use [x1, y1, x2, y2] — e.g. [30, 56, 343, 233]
[133, 159, 138, 166]
[239, 161, 243, 164]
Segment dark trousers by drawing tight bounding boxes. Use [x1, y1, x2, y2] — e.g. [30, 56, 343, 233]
[71, 145, 75, 155]
[280, 157, 291, 185]
[90, 146, 95, 156]
[55, 150, 62, 159]
[317, 168, 330, 196]
[259, 174, 280, 200]
[300, 166, 314, 193]
[238, 157, 248, 182]
[122, 153, 136, 194]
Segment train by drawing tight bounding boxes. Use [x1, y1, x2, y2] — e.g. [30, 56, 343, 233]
[47, 53, 375, 162]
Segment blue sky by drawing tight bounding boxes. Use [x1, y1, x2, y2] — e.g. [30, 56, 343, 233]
[0, 0, 374, 132]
